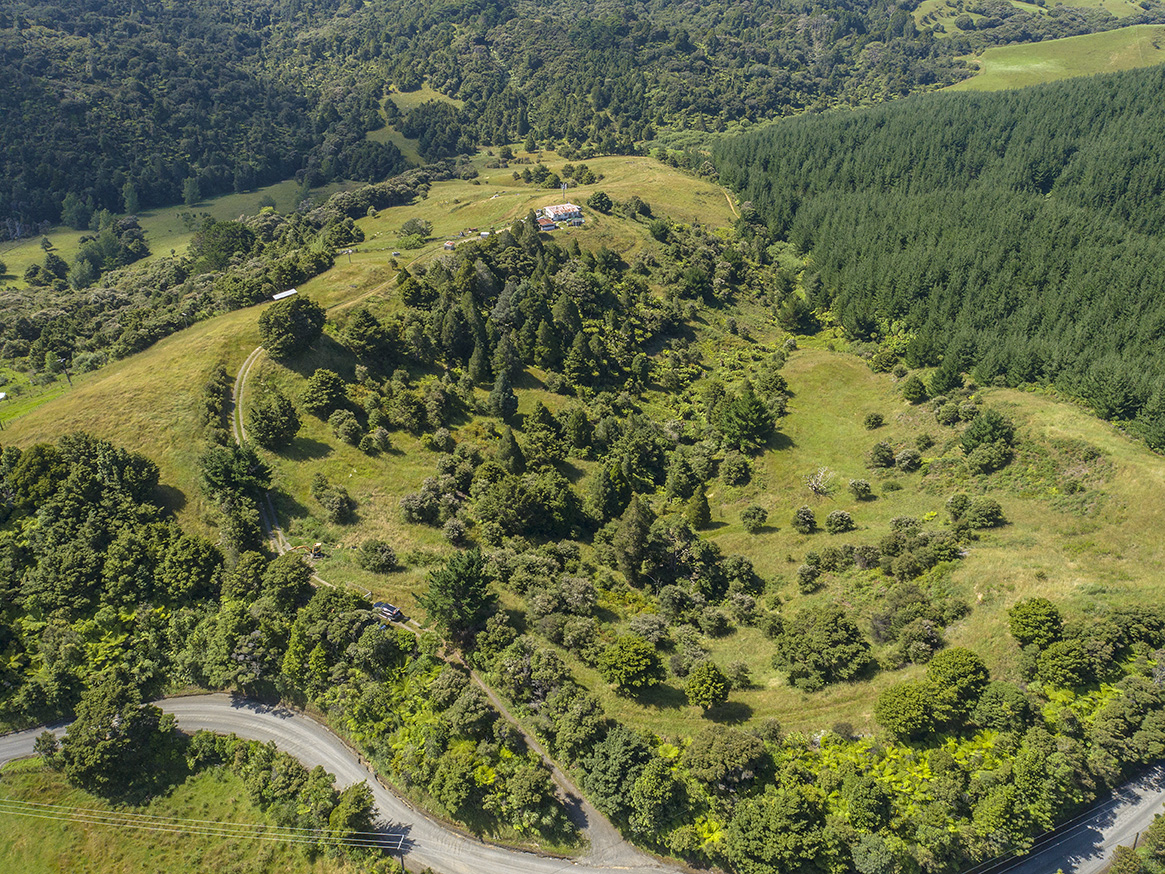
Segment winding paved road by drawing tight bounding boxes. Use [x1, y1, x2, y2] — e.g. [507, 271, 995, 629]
[4, 697, 1164, 873]
[0, 695, 675, 874]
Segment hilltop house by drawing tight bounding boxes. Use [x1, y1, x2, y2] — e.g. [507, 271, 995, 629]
[541, 203, 583, 222]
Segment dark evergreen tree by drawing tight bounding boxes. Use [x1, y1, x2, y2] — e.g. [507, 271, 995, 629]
[488, 371, 518, 420]
[416, 548, 497, 647]
[612, 496, 655, 586]
[717, 381, 773, 451]
[247, 388, 301, 450]
[686, 484, 712, 530]
[469, 337, 492, 384]
[496, 426, 526, 475]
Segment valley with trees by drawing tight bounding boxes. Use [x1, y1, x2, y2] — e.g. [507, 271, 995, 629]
[4, 2, 1165, 874]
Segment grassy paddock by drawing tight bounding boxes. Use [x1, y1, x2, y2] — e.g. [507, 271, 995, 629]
[949, 24, 1165, 90]
[0, 179, 352, 290]
[354, 153, 736, 269]
[915, 0, 1140, 33]
[0, 763, 357, 874]
[386, 84, 463, 112]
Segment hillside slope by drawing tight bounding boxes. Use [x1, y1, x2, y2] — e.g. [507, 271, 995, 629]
[713, 63, 1165, 439]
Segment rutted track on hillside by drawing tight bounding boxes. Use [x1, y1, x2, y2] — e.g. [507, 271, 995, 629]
[0, 695, 678, 874]
[230, 346, 264, 446]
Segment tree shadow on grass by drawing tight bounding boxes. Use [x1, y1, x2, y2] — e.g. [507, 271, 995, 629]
[558, 459, 586, 484]
[635, 682, 687, 710]
[705, 701, 753, 724]
[282, 436, 332, 461]
[766, 431, 795, 451]
[153, 483, 187, 516]
[269, 488, 311, 526]
[513, 370, 546, 391]
[283, 334, 355, 379]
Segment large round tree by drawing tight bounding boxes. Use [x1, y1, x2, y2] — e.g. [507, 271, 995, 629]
[598, 634, 664, 694]
[685, 660, 730, 712]
[258, 296, 325, 359]
[247, 387, 301, 449]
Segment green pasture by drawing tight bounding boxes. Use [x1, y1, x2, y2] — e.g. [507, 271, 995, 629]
[951, 24, 1165, 90]
[0, 178, 349, 291]
[916, 0, 1141, 35]
[0, 762, 358, 874]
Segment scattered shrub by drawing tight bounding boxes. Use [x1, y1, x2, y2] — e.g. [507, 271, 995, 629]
[311, 473, 356, 523]
[358, 539, 398, 573]
[848, 479, 873, 501]
[721, 452, 752, 486]
[936, 402, 961, 426]
[863, 412, 884, 430]
[1008, 598, 1063, 649]
[792, 505, 817, 534]
[947, 493, 971, 521]
[869, 442, 895, 468]
[964, 496, 1005, 529]
[329, 409, 362, 445]
[629, 613, 669, 644]
[741, 505, 768, 534]
[400, 489, 439, 524]
[901, 375, 928, 404]
[966, 441, 1012, 474]
[725, 661, 752, 690]
[895, 448, 922, 472]
[804, 467, 836, 497]
[961, 409, 1016, 455]
[698, 609, 732, 638]
[796, 563, 821, 594]
[424, 427, 455, 453]
[825, 510, 855, 534]
[443, 517, 469, 545]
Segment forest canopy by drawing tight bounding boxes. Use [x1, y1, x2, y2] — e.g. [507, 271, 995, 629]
[713, 64, 1165, 445]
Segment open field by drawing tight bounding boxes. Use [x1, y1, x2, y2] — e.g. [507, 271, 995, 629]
[950, 24, 1165, 90]
[915, 0, 1141, 33]
[353, 152, 737, 268]
[0, 178, 350, 291]
[366, 85, 466, 166]
[0, 761, 356, 874]
[386, 84, 463, 113]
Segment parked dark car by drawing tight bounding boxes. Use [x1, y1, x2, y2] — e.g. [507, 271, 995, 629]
[373, 601, 405, 622]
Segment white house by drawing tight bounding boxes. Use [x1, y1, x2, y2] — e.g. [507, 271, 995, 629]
[542, 203, 583, 222]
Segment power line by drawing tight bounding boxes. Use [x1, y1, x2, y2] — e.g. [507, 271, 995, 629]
[0, 797, 406, 851]
[0, 795, 399, 837]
